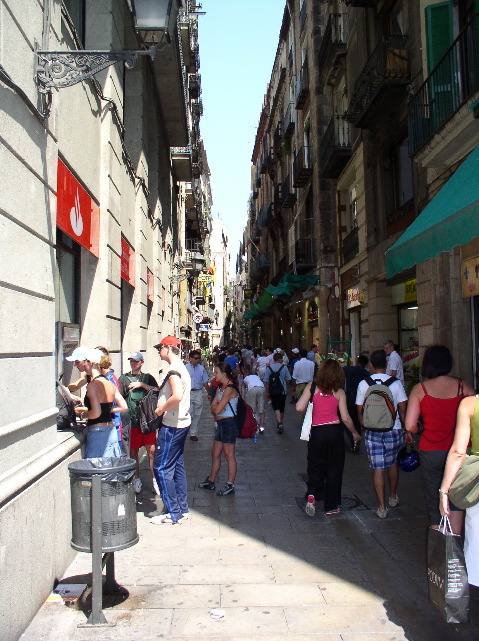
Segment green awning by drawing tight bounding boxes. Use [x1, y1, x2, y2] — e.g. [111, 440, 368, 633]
[386, 146, 479, 279]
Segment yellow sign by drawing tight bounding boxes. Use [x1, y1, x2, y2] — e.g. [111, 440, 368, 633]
[461, 256, 479, 298]
[346, 288, 364, 309]
[198, 274, 213, 283]
[392, 279, 417, 305]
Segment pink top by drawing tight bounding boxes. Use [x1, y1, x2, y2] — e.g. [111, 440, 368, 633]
[312, 390, 340, 426]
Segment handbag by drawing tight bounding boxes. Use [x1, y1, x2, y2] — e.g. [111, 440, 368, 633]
[300, 383, 316, 442]
[427, 516, 470, 624]
[448, 454, 479, 509]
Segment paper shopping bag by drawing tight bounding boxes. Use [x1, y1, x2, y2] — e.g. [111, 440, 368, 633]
[427, 518, 470, 624]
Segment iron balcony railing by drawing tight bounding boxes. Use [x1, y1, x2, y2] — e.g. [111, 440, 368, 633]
[342, 227, 359, 264]
[319, 115, 352, 178]
[409, 14, 479, 156]
[250, 252, 270, 282]
[295, 61, 310, 109]
[345, 35, 409, 127]
[293, 146, 313, 187]
[295, 238, 316, 270]
[280, 174, 297, 208]
[283, 103, 295, 138]
[318, 13, 347, 76]
[185, 239, 203, 252]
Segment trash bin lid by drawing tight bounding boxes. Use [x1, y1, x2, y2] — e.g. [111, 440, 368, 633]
[68, 457, 136, 480]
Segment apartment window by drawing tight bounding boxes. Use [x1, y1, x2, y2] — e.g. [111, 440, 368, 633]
[346, 187, 358, 233]
[395, 140, 413, 207]
[425, 2, 454, 73]
[55, 230, 80, 324]
[63, 0, 86, 45]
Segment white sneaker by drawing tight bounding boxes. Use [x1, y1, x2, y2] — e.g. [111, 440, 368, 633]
[152, 477, 160, 495]
[134, 478, 142, 494]
[389, 495, 399, 508]
[150, 513, 189, 525]
[259, 426, 265, 433]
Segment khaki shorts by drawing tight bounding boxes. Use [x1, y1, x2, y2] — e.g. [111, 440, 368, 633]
[246, 386, 265, 414]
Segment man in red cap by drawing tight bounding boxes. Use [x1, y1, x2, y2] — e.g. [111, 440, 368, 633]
[150, 336, 192, 524]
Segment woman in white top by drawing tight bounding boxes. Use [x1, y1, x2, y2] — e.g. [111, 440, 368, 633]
[255, 350, 269, 380]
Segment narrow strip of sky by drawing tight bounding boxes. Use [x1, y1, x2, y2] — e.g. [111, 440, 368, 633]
[198, 0, 285, 275]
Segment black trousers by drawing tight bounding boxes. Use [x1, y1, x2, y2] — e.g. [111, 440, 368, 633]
[307, 424, 345, 512]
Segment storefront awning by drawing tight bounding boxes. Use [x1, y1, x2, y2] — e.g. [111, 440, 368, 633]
[386, 146, 479, 279]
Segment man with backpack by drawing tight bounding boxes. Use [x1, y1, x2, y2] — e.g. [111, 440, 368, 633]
[118, 353, 158, 494]
[264, 352, 291, 434]
[356, 349, 408, 519]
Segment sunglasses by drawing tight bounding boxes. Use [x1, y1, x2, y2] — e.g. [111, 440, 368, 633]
[191, 356, 200, 360]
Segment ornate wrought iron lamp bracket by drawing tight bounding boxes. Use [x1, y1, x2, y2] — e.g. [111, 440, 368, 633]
[36, 47, 157, 92]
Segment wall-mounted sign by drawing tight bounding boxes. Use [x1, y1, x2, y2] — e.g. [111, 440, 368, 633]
[461, 256, 479, 298]
[391, 279, 417, 305]
[198, 274, 214, 283]
[244, 288, 254, 300]
[56, 158, 100, 257]
[199, 323, 210, 331]
[346, 287, 364, 309]
[120, 237, 135, 286]
[193, 312, 203, 323]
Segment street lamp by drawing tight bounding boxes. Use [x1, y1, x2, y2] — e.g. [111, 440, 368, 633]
[169, 254, 205, 283]
[36, 0, 180, 93]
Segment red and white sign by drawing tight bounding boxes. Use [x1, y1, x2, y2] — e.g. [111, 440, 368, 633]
[193, 312, 203, 324]
[121, 237, 136, 286]
[56, 158, 100, 257]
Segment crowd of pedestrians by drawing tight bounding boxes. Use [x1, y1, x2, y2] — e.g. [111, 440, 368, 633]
[61, 336, 478, 589]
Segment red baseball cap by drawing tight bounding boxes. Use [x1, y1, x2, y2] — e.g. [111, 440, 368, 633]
[153, 336, 181, 349]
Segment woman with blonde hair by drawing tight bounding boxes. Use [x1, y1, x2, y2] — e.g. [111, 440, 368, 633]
[296, 359, 360, 516]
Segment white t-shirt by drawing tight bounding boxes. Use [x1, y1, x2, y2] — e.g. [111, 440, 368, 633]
[243, 374, 264, 390]
[292, 358, 315, 384]
[356, 373, 407, 430]
[386, 350, 404, 385]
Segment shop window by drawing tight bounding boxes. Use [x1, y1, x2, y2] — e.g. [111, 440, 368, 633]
[63, 0, 86, 46]
[55, 230, 80, 324]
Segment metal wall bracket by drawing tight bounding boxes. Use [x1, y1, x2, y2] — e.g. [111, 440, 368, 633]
[36, 47, 157, 92]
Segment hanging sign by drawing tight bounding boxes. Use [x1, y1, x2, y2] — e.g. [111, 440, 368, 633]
[193, 312, 203, 323]
[346, 288, 364, 309]
[56, 158, 100, 257]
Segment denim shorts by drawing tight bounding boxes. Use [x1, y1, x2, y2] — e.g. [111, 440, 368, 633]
[85, 423, 121, 458]
[214, 417, 239, 444]
[364, 428, 403, 469]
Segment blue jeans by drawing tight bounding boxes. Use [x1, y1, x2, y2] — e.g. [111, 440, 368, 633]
[85, 423, 121, 458]
[154, 425, 190, 522]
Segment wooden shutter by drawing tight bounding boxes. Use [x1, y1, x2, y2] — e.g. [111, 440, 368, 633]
[425, 2, 453, 73]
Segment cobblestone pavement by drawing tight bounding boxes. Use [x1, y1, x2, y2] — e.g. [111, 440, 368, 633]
[22, 392, 479, 640]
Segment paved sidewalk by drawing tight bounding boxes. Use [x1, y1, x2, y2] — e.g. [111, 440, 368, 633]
[22, 396, 479, 640]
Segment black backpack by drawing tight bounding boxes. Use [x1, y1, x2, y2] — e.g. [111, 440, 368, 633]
[268, 365, 285, 395]
[138, 371, 180, 435]
[56, 380, 79, 431]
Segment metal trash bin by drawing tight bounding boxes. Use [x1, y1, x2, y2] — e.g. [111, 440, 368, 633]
[68, 457, 138, 553]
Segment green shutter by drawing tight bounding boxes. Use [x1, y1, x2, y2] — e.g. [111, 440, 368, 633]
[425, 2, 453, 73]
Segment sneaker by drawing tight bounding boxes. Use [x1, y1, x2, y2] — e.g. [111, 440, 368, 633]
[325, 508, 340, 515]
[259, 426, 265, 433]
[198, 478, 216, 490]
[152, 477, 160, 495]
[376, 507, 388, 519]
[305, 495, 315, 517]
[216, 482, 235, 496]
[134, 478, 142, 494]
[389, 495, 399, 508]
[277, 423, 284, 434]
[150, 513, 184, 525]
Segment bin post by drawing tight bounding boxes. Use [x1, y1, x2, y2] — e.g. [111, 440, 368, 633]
[78, 473, 115, 628]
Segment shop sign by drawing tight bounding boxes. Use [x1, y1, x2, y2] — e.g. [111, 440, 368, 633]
[199, 323, 210, 331]
[147, 269, 154, 302]
[461, 256, 479, 298]
[346, 287, 364, 309]
[121, 237, 135, 286]
[56, 158, 100, 257]
[391, 278, 417, 305]
[211, 333, 220, 338]
[244, 288, 254, 300]
[198, 274, 213, 283]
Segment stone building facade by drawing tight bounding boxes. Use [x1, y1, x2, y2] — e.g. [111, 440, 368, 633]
[0, 1, 213, 638]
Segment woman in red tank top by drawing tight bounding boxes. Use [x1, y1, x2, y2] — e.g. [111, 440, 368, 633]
[405, 346, 475, 533]
[296, 360, 360, 516]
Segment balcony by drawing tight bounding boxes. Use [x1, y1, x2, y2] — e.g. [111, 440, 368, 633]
[279, 175, 297, 208]
[250, 252, 270, 282]
[171, 147, 192, 181]
[260, 146, 269, 174]
[185, 238, 203, 253]
[192, 160, 203, 179]
[295, 61, 310, 109]
[293, 146, 313, 187]
[342, 227, 359, 264]
[319, 115, 352, 178]
[345, 35, 409, 128]
[273, 121, 283, 158]
[295, 238, 316, 273]
[283, 103, 295, 139]
[318, 13, 347, 86]
[409, 14, 479, 158]
[191, 99, 203, 118]
[188, 73, 201, 99]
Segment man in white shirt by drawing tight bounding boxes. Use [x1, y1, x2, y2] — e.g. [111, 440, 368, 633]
[241, 373, 266, 433]
[384, 340, 404, 386]
[356, 349, 408, 521]
[185, 349, 210, 441]
[292, 348, 315, 401]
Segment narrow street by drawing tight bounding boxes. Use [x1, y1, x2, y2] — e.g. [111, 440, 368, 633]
[22, 395, 479, 641]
